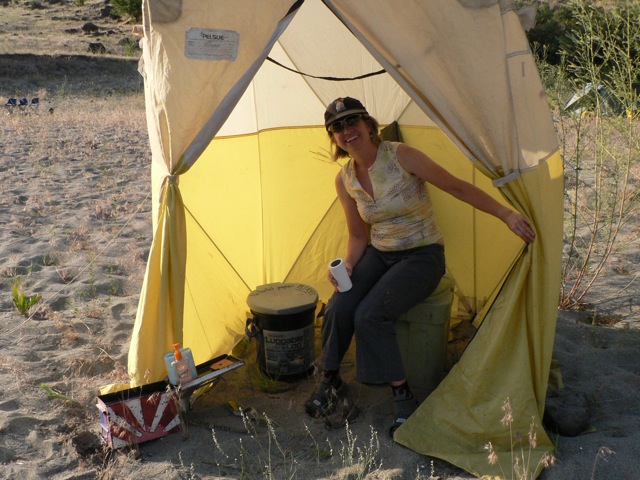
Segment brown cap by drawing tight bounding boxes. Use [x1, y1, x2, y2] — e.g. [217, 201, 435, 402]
[324, 97, 368, 130]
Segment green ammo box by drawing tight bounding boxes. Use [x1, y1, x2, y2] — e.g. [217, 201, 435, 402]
[395, 271, 455, 402]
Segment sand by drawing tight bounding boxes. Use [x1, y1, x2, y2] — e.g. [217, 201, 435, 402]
[1, 3, 640, 479]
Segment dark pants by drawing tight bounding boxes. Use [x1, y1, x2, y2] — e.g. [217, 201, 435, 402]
[320, 243, 446, 383]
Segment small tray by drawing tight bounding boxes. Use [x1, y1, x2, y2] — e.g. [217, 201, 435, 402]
[179, 354, 244, 393]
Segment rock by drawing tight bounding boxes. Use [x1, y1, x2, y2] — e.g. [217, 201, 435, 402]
[544, 388, 591, 437]
[100, 5, 115, 18]
[119, 37, 140, 51]
[82, 22, 99, 33]
[88, 42, 106, 54]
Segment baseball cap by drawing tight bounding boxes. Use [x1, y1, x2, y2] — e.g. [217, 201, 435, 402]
[324, 97, 368, 130]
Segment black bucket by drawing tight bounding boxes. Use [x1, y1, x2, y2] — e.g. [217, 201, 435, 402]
[246, 283, 318, 380]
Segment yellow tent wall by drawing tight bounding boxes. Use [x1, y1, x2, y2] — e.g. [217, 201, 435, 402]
[174, 122, 523, 361]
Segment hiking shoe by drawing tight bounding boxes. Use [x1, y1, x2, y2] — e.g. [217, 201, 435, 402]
[304, 377, 344, 418]
[389, 416, 408, 438]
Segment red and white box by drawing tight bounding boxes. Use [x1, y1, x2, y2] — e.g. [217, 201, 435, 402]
[96, 380, 181, 449]
[96, 354, 244, 448]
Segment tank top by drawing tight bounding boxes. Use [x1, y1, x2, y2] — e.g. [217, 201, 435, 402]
[340, 141, 443, 251]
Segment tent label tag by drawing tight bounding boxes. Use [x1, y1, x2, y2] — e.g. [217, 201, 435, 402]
[185, 28, 239, 61]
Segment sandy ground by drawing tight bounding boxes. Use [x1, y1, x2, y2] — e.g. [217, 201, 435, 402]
[1, 3, 640, 479]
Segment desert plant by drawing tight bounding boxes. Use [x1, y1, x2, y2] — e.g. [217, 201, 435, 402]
[39, 383, 74, 402]
[111, 0, 142, 22]
[415, 460, 439, 480]
[27, 0, 45, 10]
[535, 0, 640, 309]
[41, 252, 59, 266]
[210, 411, 299, 479]
[209, 413, 392, 480]
[303, 422, 333, 463]
[591, 446, 615, 479]
[525, 0, 640, 84]
[11, 281, 41, 316]
[177, 452, 197, 480]
[337, 423, 382, 480]
[484, 398, 555, 479]
[522, 0, 576, 66]
[249, 364, 292, 393]
[120, 37, 139, 57]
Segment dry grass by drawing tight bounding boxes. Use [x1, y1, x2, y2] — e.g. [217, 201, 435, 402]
[0, 0, 140, 57]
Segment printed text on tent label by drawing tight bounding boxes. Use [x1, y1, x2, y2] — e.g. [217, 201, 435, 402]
[185, 28, 239, 61]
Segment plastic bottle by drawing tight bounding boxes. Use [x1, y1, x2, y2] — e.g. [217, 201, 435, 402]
[171, 343, 194, 384]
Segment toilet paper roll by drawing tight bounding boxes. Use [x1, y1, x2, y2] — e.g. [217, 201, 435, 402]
[329, 258, 352, 292]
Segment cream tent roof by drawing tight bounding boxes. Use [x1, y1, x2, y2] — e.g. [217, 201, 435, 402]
[128, 0, 563, 477]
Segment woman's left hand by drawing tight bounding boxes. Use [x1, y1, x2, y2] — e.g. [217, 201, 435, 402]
[504, 210, 536, 243]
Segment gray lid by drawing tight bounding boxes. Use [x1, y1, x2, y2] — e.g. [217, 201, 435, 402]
[247, 283, 318, 315]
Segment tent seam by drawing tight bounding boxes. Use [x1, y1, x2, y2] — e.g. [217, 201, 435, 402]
[282, 194, 342, 282]
[182, 204, 252, 292]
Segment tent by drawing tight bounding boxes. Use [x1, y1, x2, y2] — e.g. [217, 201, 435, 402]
[128, 0, 563, 477]
[564, 82, 628, 117]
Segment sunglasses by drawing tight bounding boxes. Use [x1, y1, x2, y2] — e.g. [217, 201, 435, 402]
[328, 114, 363, 133]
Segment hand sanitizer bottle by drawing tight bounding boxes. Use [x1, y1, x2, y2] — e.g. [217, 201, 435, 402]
[171, 343, 194, 384]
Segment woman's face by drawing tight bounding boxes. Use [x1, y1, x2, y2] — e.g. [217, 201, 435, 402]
[329, 114, 370, 152]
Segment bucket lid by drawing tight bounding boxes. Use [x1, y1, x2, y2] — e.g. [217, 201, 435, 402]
[247, 283, 318, 315]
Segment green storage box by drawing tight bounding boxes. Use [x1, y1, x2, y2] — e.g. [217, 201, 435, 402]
[396, 271, 455, 402]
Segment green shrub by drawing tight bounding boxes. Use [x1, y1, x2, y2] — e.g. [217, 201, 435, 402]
[111, 0, 142, 22]
[12, 283, 41, 316]
[524, 0, 640, 89]
[524, 2, 575, 66]
[534, 0, 640, 309]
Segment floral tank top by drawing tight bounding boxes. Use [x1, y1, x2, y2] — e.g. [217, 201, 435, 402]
[340, 141, 443, 251]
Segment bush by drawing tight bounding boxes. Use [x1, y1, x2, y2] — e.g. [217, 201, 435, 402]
[523, 0, 640, 89]
[533, 0, 640, 309]
[525, 2, 574, 65]
[111, 0, 142, 22]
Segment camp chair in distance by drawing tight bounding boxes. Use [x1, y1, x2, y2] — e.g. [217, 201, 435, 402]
[4, 98, 17, 113]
